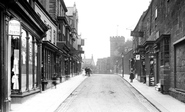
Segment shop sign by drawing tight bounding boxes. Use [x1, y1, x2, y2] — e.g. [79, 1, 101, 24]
[136, 54, 140, 60]
[8, 19, 21, 36]
[131, 31, 144, 37]
[150, 76, 155, 86]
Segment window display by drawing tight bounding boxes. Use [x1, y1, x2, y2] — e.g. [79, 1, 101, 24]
[11, 28, 39, 93]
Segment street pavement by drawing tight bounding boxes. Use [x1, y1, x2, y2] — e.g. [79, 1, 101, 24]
[10, 73, 185, 112]
[10, 74, 87, 112]
[121, 74, 185, 112]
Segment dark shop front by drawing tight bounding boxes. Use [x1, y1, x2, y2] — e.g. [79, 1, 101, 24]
[0, 1, 48, 111]
[41, 41, 62, 91]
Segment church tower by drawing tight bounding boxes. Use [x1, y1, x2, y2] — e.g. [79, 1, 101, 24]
[110, 36, 125, 57]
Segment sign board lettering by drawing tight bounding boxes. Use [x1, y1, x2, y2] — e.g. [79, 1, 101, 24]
[8, 19, 21, 36]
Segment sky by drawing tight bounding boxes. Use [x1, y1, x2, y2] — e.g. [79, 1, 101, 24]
[64, 0, 151, 63]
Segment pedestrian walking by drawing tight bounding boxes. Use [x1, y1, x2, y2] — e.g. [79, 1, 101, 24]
[85, 67, 88, 76]
[52, 73, 58, 88]
[85, 67, 91, 76]
[129, 70, 135, 83]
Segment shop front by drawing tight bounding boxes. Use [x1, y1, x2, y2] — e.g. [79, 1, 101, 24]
[156, 34, 170, 93]
[56, 41, 71, 80]
[76, 56, 83, 74]
[143, 41, 155, 86]
[10, 29, 41, 100]
[70, 57, 75, 77]
[134, 45, 145, 82]
[71, 56, 80, 76]
[138, 46, 146, 83]
[69, 49, 84, 76]
[64, 56, 71, 79]
[0, 1, 48, 111]
[154, 34, 170, 93]
[41, 41, 62, 91]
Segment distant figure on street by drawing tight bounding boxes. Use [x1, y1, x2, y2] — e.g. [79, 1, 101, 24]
[129, 70, 135, 83]
[52, 73, 58, 88]
[85, 67, 88, 75]
[85, 67, 91, 76]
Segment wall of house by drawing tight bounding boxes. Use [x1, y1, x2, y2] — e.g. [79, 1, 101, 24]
[167, 0, 185, 90]
[35, 3, 57, 44]
[135, 0, 185, 102]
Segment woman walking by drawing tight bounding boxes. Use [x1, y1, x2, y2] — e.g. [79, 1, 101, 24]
[129, 70, 135, 83]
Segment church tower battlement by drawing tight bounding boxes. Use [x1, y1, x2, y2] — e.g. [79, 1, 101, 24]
[110, 36, 125, 42]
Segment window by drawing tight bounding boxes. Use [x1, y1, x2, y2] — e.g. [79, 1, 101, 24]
[63, 25, 65, 36]
[49, 26, 52, 42]
[53, 30, 56, 44]
[21, 29, 27, 91]
[155, 8, 158, 19]
[58, 24, 62, 41]
[34, 40, 37, 86]
[160, 37, 169, 66]
[28, 34, 33, 90]
[11, 35, 20, 92]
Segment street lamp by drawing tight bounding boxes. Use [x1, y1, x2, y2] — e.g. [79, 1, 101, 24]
[115, 60, 118, 74]
[122, 54, 124, 77]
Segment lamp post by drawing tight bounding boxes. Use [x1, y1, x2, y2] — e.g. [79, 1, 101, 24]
[115, 60, 118, 74]
[122, 54, 124, 77]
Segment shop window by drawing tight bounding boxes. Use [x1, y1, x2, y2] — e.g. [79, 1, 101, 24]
[21, 29, 27, 91]
[11, 29, 38, 92]
[34, 41, 38, 87]
[11, 35, 20, 92]
[28, 34, 33, 90]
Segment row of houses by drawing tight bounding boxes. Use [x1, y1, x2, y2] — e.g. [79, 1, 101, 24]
[0, 0, 84, 111]
[129, 0, 185, 103]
